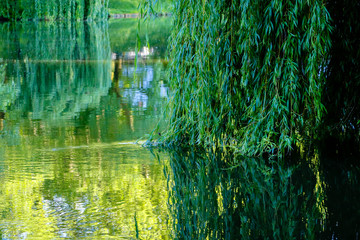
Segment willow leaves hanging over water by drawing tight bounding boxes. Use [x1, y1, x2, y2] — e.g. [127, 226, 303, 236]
[145, 0, 331, 156]
[0, 0, 109, 21]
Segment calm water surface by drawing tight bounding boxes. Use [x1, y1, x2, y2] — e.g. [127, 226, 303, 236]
[1, 18, 360, 240]
[0, 19, 170, 239]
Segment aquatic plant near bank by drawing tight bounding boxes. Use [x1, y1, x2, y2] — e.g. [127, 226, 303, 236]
[0, 0, 109, 21]
[144, 0, 332, 156]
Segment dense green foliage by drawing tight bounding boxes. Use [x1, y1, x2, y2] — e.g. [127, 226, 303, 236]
[0, 0, 109, 21]
[146, 0, 331, 156]
[0, 0, 172, 20]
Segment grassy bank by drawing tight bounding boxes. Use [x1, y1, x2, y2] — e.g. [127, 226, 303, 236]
[109, 18, 171, 56]
[109, 0, 172, 15]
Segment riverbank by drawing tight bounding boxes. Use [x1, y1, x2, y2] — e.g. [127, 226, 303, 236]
[110, 12, 171, 19]
[108, 0, 172, 15]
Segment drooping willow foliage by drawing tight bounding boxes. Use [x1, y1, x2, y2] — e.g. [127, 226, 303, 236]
[0, 0, 109, 21]
[145, 0, 332, 156]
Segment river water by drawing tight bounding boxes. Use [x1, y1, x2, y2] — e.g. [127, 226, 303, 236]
[0, 19, 171, 239]
[1, 18, 360, 240]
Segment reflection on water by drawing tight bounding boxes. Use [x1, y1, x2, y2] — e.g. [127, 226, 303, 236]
[0, 19, 171, 239]
[162, 146, 360, 239]
[1, 145, 169, 239]
[2, 17, 358, 240]
[163, 148, 320, 239]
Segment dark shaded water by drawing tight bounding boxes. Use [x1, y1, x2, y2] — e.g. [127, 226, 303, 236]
[1, 18, 360, 240]
[160, 146, 360, 240]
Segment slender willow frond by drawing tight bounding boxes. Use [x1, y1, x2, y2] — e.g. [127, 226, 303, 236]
[144, 0, 332, 157]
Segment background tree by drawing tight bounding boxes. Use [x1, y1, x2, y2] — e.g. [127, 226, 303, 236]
[0, 0, 109, 21]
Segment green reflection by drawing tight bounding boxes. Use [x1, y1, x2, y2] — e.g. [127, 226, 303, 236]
[0, 145, 170, 239]
[163, 147, 326, 239]
[0, 21, 111, 120]
[0, 20, 169, 147]
[0, 19, 171, 239]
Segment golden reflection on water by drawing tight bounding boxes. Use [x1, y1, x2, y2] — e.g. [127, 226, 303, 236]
[0, 19, 171, 239]
[1, 143, 169, 239]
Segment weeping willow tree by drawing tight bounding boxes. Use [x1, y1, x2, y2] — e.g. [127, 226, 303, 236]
[145, 0, 331, 156]
[0, 0, 109, 21]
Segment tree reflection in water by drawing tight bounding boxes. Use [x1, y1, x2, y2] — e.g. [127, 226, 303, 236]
[0, 19, 171, 239]
[161, 145, 360, 239]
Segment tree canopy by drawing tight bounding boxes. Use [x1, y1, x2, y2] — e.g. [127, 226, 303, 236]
[145, 0, 359, 157]
[0, 0, 109, 21]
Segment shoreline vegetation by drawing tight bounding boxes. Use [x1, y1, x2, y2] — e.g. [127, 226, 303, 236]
[110, 12, 171, 19]
[0, 0, 110, 21]
[0, 0, 172, 22]
[0, 13, 172, 22]
[2, 0, 359, 158]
